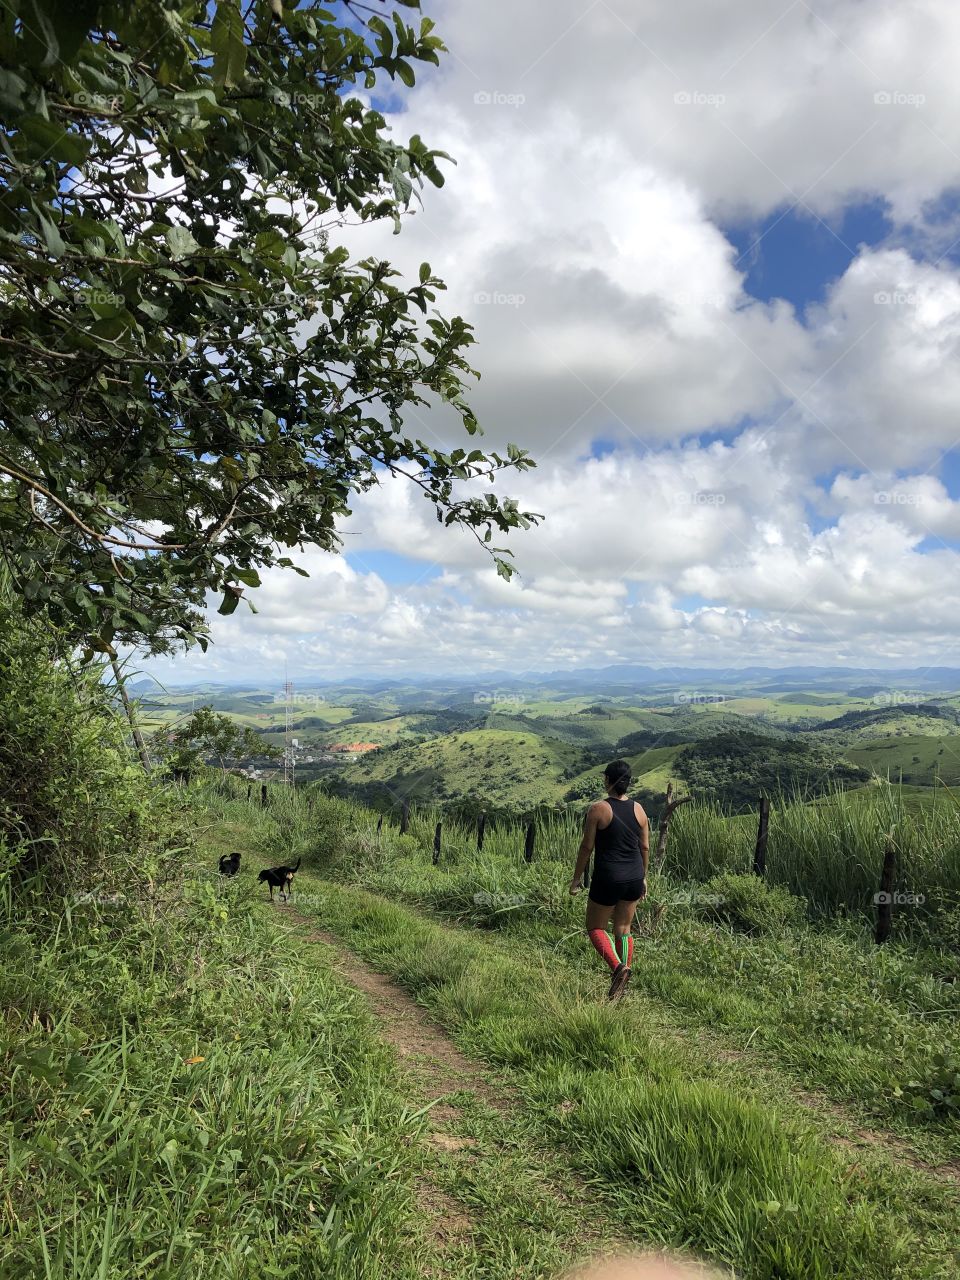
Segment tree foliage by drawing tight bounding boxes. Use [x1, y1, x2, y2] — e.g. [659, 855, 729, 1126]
[151, 704, 280, 776]
[0, 0, 539, 655]
[674, 730, 869, 812]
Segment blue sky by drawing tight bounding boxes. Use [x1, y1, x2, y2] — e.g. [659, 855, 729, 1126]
[147, 0, 960, 684]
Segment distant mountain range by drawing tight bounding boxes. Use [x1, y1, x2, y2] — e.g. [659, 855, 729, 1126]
[131, 663, 960, 694]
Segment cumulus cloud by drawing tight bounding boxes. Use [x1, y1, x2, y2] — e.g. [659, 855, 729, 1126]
[146, 0, 960, 682]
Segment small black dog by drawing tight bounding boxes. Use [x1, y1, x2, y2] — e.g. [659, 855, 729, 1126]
[257, 857, 301, 902]
[218, 851, 241, 876]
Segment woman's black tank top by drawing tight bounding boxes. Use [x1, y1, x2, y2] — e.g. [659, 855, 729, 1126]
[594, 796, 643, 875]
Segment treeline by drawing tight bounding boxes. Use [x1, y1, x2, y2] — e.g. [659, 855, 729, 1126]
[672, 731, 869, 811]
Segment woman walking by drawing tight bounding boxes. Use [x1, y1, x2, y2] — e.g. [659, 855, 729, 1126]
[569, 759, 649, 1001]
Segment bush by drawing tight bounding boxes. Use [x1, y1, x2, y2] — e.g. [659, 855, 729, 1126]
[0, 605, 186, 897]
[698, 872, 807, 934]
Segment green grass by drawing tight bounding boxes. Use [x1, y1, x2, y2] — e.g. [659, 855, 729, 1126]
[848, 734, 960, 787]
[200, 784, 960, 1148]
[343, 728, 587, 808]
[279, 874, 960, 1280]
[1, 864, 427, 1279]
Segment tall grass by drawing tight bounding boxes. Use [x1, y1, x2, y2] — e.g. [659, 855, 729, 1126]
[664, 784, 960, 917]
[202, 771, 960, 928]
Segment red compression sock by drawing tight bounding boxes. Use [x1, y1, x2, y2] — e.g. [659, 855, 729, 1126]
[588, 929, 620, 972]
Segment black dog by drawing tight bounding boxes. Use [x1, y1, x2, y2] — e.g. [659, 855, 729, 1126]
[218, 851, 241, 876]
[257, 857, 301, 902]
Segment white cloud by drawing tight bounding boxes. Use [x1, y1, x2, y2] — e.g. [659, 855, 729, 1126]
[146, 0, 960, 682]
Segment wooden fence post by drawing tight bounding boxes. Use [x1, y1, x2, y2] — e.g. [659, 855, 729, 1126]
[875, 831, 897, 944]
[477, 810, 486, 852]
[376, 814, 384, 840]
[655, 781, 692, 869]
[753, 795, 770, 877]
[260, 783, 268, 808]
[433, 821, 442, 865]
[524, 820, 535, 863]
[400, 800, 409, 835]
[247, 782, 252, 801]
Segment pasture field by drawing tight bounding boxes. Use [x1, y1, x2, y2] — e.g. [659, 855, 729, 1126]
[136, 676, 960, 814]
[847, 733, 960, 787]
[181, 779, 960, 1278]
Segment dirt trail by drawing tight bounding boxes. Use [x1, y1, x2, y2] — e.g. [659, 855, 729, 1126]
[290, 897, 960, 1191]
[281, 907, 629, 1267]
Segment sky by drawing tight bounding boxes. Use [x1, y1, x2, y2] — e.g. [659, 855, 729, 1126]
[148, 0, 960, 686]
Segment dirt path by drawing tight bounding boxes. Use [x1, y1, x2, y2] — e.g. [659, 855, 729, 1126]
[281, 906, 630, 1271]
[290, 893, 960, 1192]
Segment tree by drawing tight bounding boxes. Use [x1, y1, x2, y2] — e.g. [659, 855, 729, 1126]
[151, 705, 280, 779]
[0, 0, 539, 657]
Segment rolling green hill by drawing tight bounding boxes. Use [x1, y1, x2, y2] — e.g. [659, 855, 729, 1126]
[846, 734, 960, 787]
[331, 728, 591, 810]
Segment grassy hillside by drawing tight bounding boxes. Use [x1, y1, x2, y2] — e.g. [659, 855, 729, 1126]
[333, 728, 589, 809]
[847, 734, 960, 787]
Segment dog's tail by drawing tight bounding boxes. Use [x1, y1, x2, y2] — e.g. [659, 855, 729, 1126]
[291, 858, 302, 872]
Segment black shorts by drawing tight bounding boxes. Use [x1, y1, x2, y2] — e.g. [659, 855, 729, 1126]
[588, 871, 645, 907]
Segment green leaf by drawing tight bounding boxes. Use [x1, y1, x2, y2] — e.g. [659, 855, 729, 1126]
[164, 224, 197, 259]
[36, 211, 65, 258]
[395, 59, 416, 87]
[211, 0, 247, 89]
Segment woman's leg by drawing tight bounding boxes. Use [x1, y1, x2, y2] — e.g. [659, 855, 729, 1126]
[612, 897, 641, 970]
[585, 896, 619, 971]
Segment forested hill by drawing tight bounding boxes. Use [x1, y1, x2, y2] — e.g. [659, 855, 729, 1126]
[673, 731, 869, 811]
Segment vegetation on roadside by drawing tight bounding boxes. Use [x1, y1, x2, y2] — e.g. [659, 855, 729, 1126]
[0, 614, 425, 1279]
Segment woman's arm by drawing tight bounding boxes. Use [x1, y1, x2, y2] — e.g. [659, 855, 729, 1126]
[636, 802, 650, 897]
[570, 803, 602, 893]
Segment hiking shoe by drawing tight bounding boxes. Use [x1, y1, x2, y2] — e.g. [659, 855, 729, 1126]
[608, 963, 632, 1003]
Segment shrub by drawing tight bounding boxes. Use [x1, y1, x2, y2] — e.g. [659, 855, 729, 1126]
[698, 872, 807, 934]
[0, 605, 186, 897]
